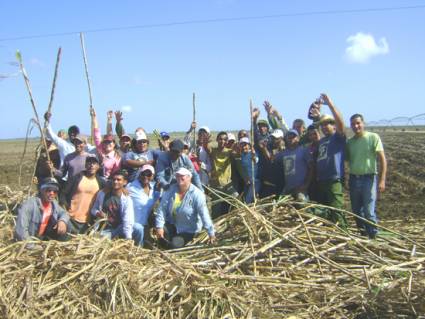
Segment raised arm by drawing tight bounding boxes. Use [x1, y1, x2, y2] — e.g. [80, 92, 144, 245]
[321, 93, 345, 135]
[44, 112, 75, 156]
[115, 111, 125, 138]
[90, 108, 102, 149]
[264, 101, 289, 133]
[106, 110, 113, 136]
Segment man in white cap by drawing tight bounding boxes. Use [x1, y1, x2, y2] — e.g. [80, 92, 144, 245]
[15, 177, 69, 241]
[155, 167, 216, 248]
[124, 130, 155, 182]
[127, 164, 161, 246]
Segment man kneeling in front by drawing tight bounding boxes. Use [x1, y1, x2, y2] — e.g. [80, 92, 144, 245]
[155, 167, 216, 248]
[15, 177, 69, 241]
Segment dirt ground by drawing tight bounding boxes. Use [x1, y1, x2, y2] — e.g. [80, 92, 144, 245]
[1, 130, 424, 221]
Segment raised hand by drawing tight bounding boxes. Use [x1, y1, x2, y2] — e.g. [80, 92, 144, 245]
[115, 111, 123, 122]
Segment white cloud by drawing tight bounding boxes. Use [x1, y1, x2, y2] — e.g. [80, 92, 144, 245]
[345, 32, 389, 64]
[29, 57, 45, 67]
[121, 105, 132, 113]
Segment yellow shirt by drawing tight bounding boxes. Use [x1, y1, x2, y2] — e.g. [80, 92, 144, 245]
[210, 148, 232, 188]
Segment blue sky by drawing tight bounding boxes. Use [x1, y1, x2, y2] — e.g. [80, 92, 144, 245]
[1, 0, 424, 138]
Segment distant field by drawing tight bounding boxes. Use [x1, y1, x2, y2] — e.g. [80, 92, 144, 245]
[1, 130, 424, 220]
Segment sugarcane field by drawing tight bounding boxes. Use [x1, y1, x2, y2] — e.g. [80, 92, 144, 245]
[1, 2, 425, 319]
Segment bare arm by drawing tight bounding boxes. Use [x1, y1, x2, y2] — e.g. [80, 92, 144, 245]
[377, 151, 387, 193]
[321, 93, 345, 135]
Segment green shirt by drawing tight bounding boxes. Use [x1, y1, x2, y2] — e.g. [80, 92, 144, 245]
[346, 131, 383, 175]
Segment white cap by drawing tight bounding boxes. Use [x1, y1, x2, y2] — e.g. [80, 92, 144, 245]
[135, 131, 148, 141]
[199, 126, 210, 134]
[227, 133, 236, 141]
[141, 164, 155, 174]
[239, 137, 250, 144]
[271, 129, 284, 139]
[175, 167, 192, 177]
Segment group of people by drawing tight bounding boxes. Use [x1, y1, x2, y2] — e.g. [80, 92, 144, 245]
[15, 93, 387, 249]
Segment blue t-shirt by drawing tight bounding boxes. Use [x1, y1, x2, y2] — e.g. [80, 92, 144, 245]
[124, 150, 154, 182]
[316, 133, 346, 182]
[277, 146, 311, 192]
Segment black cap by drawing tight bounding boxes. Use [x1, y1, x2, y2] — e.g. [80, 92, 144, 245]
[170, 139, 184, 152]
[68, 125, 80, 135]
[40, 177, 60, 191]
[86, 155, 100, 163]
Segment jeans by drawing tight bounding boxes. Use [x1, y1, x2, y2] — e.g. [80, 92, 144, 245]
[158, 223, 195, 249]
[99, 224, 144, 246]
[244, 180, 260, 204]
[132, 223, 145, 246]
[349, 174, 378, 237]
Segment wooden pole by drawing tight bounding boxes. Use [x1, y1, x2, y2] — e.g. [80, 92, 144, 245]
[16, 51, 53, 177]
[44, 47, 62, 129]
[80, 33, 94, 143]
[249, 99, 256, 204]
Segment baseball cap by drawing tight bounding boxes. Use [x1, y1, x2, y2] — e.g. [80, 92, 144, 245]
[86, 155, 100, 164]
[239, 137, 250, 145]
[175, 167, 192, 177]
[271, 129, 284, 139]
[287, 129, 299, 137]
[135, 131, 148, 141]
[102, 134, 115, 142]
[40, 177, 59, 191]
[227, 133, 236, 142]
[120, 134, 131, 140]
[319, 114, 336, 125]
[160, 131, 170, 139]
[73, 134, 87, 144]
[141, 164, 155, 175]
[199, 126, 210, 134]
[307, 124, 319, 131]
[170, 139, 185, 152]
[257, 119, 269, 127]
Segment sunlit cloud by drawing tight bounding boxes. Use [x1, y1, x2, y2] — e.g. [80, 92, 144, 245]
[345, 32, 389, 64]
[121, 105, 132, 113]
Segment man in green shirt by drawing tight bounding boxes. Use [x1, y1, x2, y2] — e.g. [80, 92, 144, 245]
[346, 114, 387, 238]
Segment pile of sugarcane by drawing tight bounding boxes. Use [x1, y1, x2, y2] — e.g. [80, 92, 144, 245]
[0, 195, 424, 318]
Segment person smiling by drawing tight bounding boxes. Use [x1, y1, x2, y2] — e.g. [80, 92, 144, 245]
[346, 114, 387, 239]
[91, 170, 136, 242]
[315, 93, 348, 229]
[155, 167, 215, 248]
[15, 177, 69, 241]
[127, 164, 161, 246]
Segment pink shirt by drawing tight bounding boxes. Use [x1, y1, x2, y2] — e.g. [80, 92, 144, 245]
[94, 128, 122, 178]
